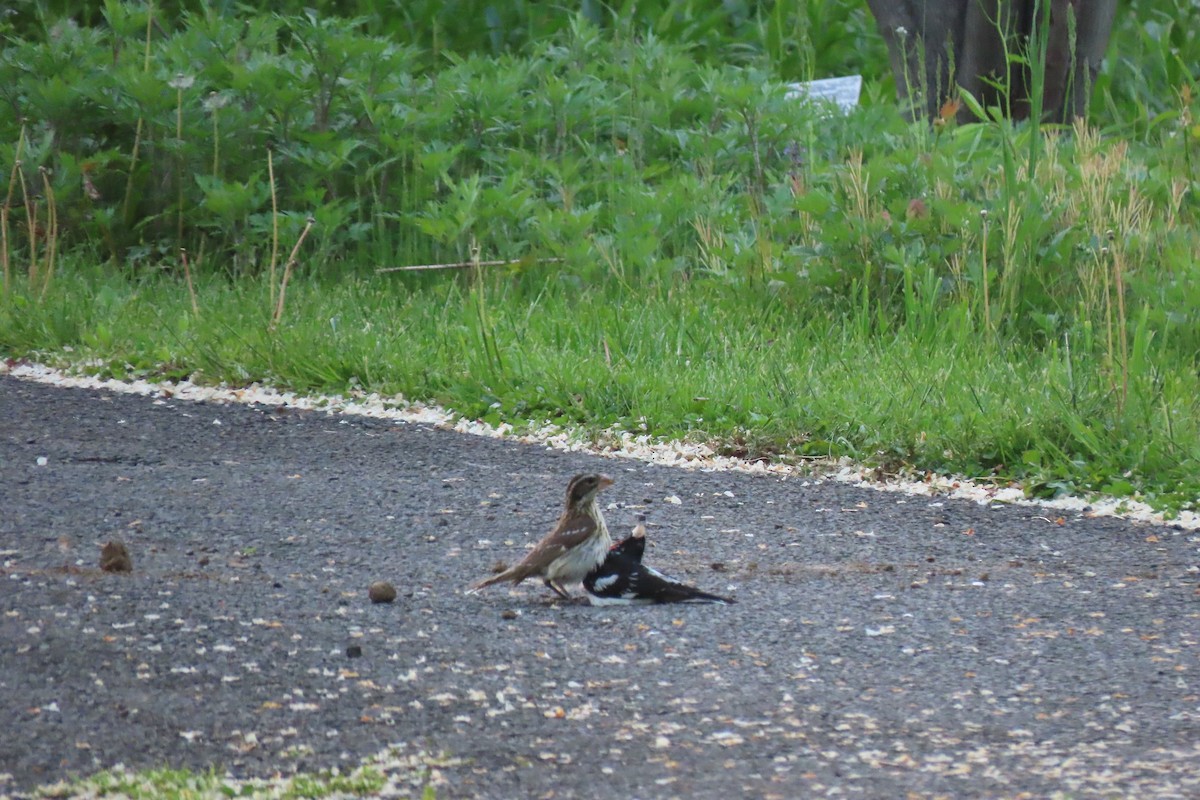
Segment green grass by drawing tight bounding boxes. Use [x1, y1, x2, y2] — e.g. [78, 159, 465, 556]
[30, 746, 456, 798]
[4, 255, 1199, 513]
[2, 5, 1200, 514]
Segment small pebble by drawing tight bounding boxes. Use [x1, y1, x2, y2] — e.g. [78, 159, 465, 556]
[501, 609, 518, 620]
[100, 540, 132, 573]
[368, 581, 397, 604]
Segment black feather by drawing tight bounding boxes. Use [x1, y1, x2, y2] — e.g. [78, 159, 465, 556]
[584, 531, 733, 605]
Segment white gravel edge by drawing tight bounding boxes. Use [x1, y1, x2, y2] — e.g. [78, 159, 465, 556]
[5, 358, 1197, 530]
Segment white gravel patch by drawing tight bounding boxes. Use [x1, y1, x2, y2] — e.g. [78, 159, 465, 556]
[5, 358, 1197, 530]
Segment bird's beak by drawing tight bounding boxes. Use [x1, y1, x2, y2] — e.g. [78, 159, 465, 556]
[598, 474, 614, 489]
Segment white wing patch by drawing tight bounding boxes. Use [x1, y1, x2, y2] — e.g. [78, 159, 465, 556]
[593, 574, 619, 591]
[586, 592, 653, 606]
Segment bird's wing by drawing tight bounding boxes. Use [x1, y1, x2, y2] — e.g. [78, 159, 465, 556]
[469, 513, 599, 592]
[642, 563, 676, 581]
[585, 551, 732, 605]
[583, 551, 645, 603]
[518, 513, 597, 570]
[634, 566, 732, 603]
[627, 564, 691, 599]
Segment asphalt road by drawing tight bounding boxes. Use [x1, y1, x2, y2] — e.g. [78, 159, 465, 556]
[1, 373, 1198, 798]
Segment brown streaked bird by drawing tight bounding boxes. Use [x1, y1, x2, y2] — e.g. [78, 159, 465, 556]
[469, 473, 614, 599]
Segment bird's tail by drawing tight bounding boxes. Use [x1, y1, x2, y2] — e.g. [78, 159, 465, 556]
[685, 589, 735, 605]
[467, 565, 530, 594]
[661, 583, 734, 604]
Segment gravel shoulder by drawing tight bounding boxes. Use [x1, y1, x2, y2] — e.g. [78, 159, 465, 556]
[1, 374, 1198, 798]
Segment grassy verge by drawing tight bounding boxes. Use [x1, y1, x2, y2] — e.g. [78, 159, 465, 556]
[4, 252, 1199, 513]
[29, 749, 452, 799]
[32, 764, 394, 799]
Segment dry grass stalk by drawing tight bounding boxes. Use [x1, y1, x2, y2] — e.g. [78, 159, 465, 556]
[376, 256, 561, 273]
[842, 149, 871, 222]
[1, 125, 25, 297]
[37, 166, 58, 299]
[692, 216, 726, 274]
[181, 248, 199, 316]
[267, 148, 280, 310]
[980, 208, 991, 332]
[841, 149, 878, 288]
[1111, 229, 1128, 411]
[0, 203, 9, 297]
[1108, 190, 1147, 413]
[15, 161, 37, 287]
[271, 216, 315, 328]
[998, 194, 1021, 315]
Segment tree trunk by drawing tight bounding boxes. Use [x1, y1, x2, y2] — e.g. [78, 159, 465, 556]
[866, 0, 1116, 123]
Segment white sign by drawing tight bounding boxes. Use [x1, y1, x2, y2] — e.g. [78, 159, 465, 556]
[785, 75, 862, 113]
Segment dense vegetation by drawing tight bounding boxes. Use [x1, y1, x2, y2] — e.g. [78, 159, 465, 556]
[2, 1, 1199, 511]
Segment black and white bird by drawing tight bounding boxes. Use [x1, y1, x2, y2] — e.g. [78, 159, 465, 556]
[469, 473, 614, 599]
[583, 517, 734, 606]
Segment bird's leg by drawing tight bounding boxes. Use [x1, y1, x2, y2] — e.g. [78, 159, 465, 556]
[544, 579, 570, 599]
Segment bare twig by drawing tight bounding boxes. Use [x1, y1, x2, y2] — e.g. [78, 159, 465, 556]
[38, 167, 57, 299]
[376, 256, 561, 274]
[271, 216, 316, 328]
